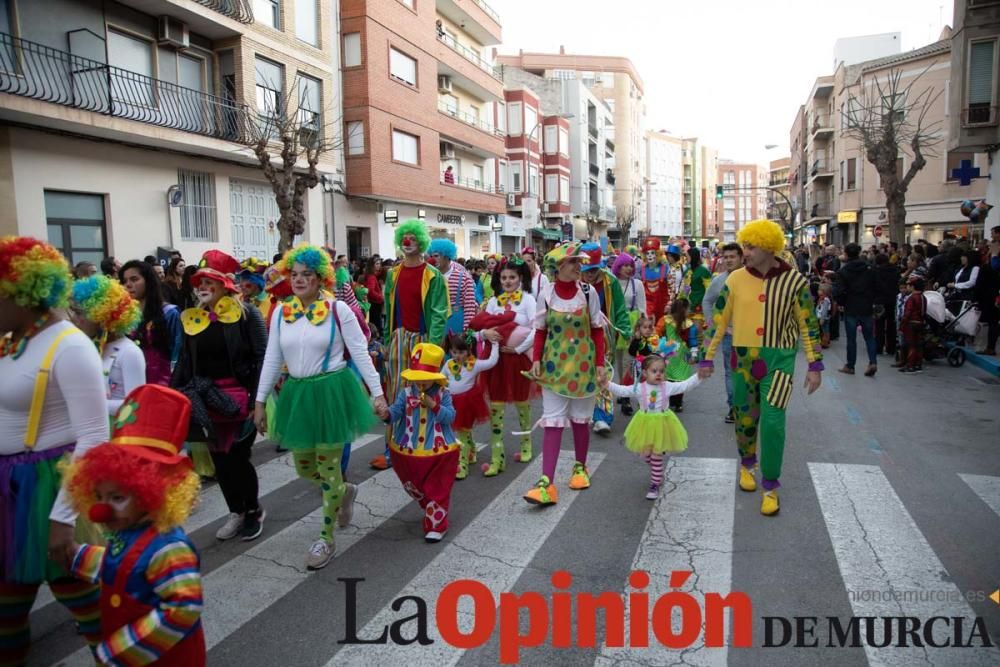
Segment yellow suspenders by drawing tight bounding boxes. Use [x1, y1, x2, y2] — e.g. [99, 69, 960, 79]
[24, 328, 78, 449]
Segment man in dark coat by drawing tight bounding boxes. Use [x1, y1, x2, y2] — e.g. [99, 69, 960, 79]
[835, 243, 878, 376]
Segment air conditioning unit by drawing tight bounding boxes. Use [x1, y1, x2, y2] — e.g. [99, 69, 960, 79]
[507, 193, 516, 207]
[440, 141, 455, 159]
[158, 16, 190, 49]
[437, 75, 453, 93]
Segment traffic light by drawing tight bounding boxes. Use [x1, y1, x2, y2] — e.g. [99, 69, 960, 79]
[716, 185, 724, 199]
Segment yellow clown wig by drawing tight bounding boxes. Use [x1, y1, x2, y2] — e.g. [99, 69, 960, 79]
[737, 219, 787, 255]
[0, 236, 72, 310]
[72, 274, 142, 337]
[280, 244, 335, 290]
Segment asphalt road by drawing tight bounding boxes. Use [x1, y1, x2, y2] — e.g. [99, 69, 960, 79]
[29, 336, 1000, 667]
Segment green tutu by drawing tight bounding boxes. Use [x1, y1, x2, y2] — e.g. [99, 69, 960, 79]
[272, 369, 376, 450]
[623, 410, 688, 455]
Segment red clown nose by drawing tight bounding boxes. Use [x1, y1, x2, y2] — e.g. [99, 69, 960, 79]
[89, 503, 115, 523]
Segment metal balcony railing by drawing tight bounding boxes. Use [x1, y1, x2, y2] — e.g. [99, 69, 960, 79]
[441, 175, 505, 195]
[194, 0, 255, 23]
[0, 32, 258, 143]
[589, 202, 601, 216]
[811, 114, 832, 133]
[810, 159, 833, 176]
[588, 123, 598, 139]
[606, 169, 615, 185]
[589, 163, 600, 177]
[808, 202, 832, 218]
[472, 0, 501, 23]
[962, 105, 998, 127]
[437, 99, 501, 136]
[436, 32, 502, 82]
[604, 205, 617, 220]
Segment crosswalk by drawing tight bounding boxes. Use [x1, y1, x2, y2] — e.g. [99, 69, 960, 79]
[32, 432, 1000, 667]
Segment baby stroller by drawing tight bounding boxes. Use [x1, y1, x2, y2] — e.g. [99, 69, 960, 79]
[924, 289, 980, 367]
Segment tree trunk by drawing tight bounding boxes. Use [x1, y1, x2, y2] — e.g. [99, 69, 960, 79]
[886, 194, 906, 244]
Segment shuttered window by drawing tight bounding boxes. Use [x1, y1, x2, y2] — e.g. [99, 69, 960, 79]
[968, 40, 996, 108]
[179, 170, 218, 241]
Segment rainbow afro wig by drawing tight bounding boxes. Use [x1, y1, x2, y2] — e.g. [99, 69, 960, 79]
[737, 219, 787, 255]
[61, 445, 200, 533]
[394, 219, 431, 254]
[72, 275, 141, 337]
[428, 238, 457, 260]
[281, 244, 334, 289]
[0, 236, 72, 310]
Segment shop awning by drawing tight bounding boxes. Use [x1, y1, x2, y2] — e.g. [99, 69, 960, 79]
[530, 227, 562, 241]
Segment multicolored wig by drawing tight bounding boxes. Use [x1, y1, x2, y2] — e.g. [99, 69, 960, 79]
[0, 236, 72, 310]
[737, 219, 786, 255]
[71, 275, 141, 337]
[61, 446, 200, 533]
[428, 238, 458, 260]
[611, 252, 636, 277]
[394, 219, 431, 254]
[281, 244, 335, 289]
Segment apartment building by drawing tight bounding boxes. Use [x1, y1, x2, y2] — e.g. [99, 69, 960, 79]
[789, 104, 808, 241]
[717, 160, 768, 243]
[336, 0, 505, 258]
[678, 137, 719, 240]
[495, 49, 645, 235]
[699, 143, 719, 239]
[948, 0, 999, 238]
[645, 130, 683, 238]
[0, 0, 342, 264]
[768, 156, 792, 228]
[800, 75, 837, 244]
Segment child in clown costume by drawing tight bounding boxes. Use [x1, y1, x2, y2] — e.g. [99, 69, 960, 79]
[640, 237, 672, 322]
[444, 333, 498, 480]
[385, 343, 459, 542]
[523, 242, 608, 506]
[655, 298, 699, 413]
[62, 384, 206, 665]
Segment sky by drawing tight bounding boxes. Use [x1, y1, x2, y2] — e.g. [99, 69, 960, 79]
[491, 0, 954, 166]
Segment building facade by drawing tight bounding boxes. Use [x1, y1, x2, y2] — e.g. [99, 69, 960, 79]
[338, 0, 505, 258]
[0, 0, 339, 264]
[717, 160, 769, 243]
[768, 156, 792, 230]
[644, 130, 683, 238]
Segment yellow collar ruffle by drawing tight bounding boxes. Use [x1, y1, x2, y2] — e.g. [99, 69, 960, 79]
[282, 296, 331, 326]
[181, 296, 242, 335]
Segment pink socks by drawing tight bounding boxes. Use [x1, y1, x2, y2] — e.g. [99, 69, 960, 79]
[571, 421, 589, 466]
[646, 454, 665, 486]
[542, 427, 562, 480]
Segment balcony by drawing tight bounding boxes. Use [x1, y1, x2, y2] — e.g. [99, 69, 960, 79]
[193, 0, 254, 22]
[589, 202, 601, 216]
[606, 136, 615, 151]
[810, 159, 834, 179]
[436, 32, 502, 82]
[604, 205, 617, 221]
[441, 174, 505, 195]
[807, 202, 832, 220]
[962, 105, 998, 127]
[437, 99, 502, 137]
[435, 0, 502, 46]
[588, 123, 598, 140]
[811, 114, 833, 139]
[606, 169, 616, 185]
[0, 32, 256, 143]
[589, 163, 600, 179]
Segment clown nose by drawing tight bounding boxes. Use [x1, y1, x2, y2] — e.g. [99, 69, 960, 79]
[89, 503, 115, 523]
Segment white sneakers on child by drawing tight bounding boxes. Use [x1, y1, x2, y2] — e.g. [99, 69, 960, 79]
[306, 539, 335, 570]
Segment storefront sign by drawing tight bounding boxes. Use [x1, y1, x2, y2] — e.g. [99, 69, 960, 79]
[437, 213, 465, 225]
[384, 209, 398, 224]
[836, 211, 858, 224]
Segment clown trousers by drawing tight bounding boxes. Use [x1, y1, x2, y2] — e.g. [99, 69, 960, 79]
[730, 347, 797, 491]
[391, 447, 460, 535]
[382, 330, 425, 467]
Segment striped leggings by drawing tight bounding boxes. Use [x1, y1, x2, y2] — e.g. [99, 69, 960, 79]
[0, 579, 101, 666]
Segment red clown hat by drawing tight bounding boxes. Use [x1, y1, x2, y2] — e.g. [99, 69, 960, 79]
[190, 249, 241, 292]
[642, 237, 661, 252]
[108, 385, 192, 466]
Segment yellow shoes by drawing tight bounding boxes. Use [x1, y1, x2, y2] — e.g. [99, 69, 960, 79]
[523, 475, 558, 505]
[761, 490, 780, 516]
[568, 462, 591, 490]
[739, 466, 757, 492]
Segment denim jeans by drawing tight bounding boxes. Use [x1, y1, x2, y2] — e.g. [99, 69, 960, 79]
[721, 333, 734, 408]
[844, 314, 877, 368]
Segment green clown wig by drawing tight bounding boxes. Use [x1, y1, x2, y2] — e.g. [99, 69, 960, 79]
[394, 219, 431, 254]
[281, 244, 335, 289]
[0, 236, 72, 310]
[737, 219, 786, 255]
[72, 275, 142, 337]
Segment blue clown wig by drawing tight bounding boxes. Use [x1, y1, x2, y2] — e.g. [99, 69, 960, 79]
[281, 244, 335, 289]
[427, 238, 458, 260]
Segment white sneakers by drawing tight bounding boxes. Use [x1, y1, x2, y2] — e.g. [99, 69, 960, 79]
[425, 530, 447, 543]
[306, 539, 335, 570]
[593, 420, 611, 435]
[216, 513, 244, 541]
[339, 483, 358, 528]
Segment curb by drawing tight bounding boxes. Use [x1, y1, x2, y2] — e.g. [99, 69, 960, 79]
[946, 342, 1000, 378]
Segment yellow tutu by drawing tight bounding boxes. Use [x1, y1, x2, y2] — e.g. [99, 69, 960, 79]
[623, 410, 688, 455]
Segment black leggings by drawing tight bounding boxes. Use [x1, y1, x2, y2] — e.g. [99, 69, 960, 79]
[211, 433, 260, 515]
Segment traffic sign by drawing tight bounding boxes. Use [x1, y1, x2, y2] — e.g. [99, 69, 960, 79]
[873, 225, 883, 238]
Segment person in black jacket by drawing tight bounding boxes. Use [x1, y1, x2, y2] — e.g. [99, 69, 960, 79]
[872, 253, 900, 355]
[835, 243, 878, 376]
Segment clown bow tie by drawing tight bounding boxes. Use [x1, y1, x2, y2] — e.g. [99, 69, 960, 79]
[496, 290, 522, 307]
[282, 297, 330, 325]
[181, 296, 241, 335]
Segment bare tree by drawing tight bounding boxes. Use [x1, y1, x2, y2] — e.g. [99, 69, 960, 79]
[616, 206, 636, 245]
[841, 65, 943, 242]
[236, 78, 343, 252]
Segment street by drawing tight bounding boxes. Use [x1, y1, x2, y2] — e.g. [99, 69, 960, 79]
[29, 337, 1000, 667]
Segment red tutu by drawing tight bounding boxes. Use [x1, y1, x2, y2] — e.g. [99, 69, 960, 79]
[452, 383, 491, 431]
[485, 352, 539, 403]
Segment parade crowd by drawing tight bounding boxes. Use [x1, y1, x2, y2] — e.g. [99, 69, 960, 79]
[1, 218, 996, 665]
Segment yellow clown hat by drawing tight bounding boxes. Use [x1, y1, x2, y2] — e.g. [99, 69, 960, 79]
[401, 343, 447, 383]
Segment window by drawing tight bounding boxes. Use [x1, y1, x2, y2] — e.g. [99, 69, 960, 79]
[391, 129, 418, 164]
[342, 33, 361, 67]
[560, 176, 569, 203]
[967, 39, 997, 123]
[510, 161, 523, 193]
[345, 120, 365, 155]
[529, 165, 538, 195]
[946, 151, 976, 181]
[498, 161, 508, 193]
[496, 102, 506, 133]
[253, 0, 281, 29]
[176, 171, 218, 241]
[107, 29, 153, 105]
[296, 73, 321, 132]
[525, 106, 538, 140]
[545, 174, 558, 202]
[255, 56, 284, 131]
[846, 158, 857, 189]
[558, 128, 569, 156]
[473, 164, 484, 187]
[45, 191, 108, 264]
[544, 125, 557, 154]
[389, 47, 416, 86]
[507, 102, 522, 136]
[178, 53, 205, 92]
[295, 0, 317, 45]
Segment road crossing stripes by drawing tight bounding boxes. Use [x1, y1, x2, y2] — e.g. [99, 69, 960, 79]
[959, 473, 1000, 519]
[595, 456, 736, 667]
[809, 463, 1000, 666]
[327, 454, 606, 666]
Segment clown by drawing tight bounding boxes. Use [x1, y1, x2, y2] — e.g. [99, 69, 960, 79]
[62, 384, 206, 665]
[640, 237, 672, 321]
[237, 257, 268, 315]
[700, 219, 823, 516]
[521, 246, 551, 297]
[480, 253, 502, 302]
[385, 343, 459, 542]
[428, 238, 477, 337]
[373, 220, 449, 470]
